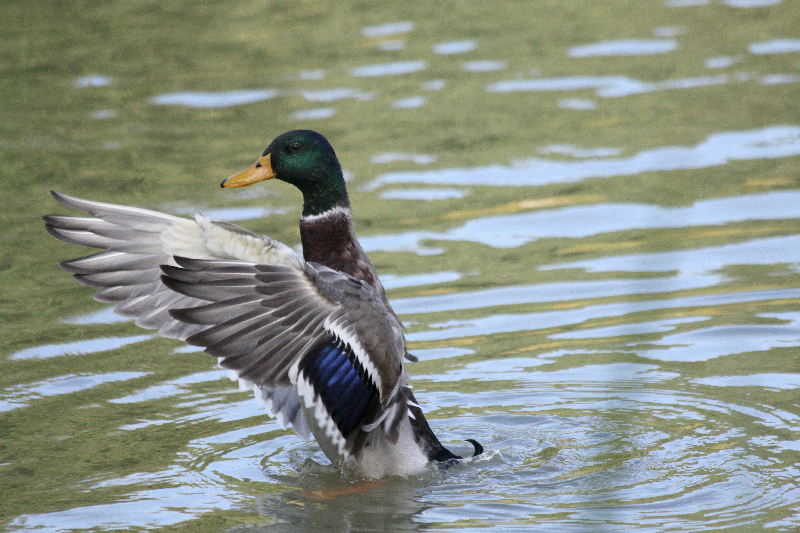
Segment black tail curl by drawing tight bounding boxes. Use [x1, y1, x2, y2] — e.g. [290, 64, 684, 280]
[401, 386, 483, 468]
[431, 438, 484, 470]
[465, 438, 484, 457]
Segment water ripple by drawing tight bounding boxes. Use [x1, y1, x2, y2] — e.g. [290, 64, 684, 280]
[406, 288, 800, 342]
[548, 234, 800, 274]
[9, 335, 152, 361]
[361, 21, 414, 38]
[392, 275, 720, 315]
[484, 72, 765, 98]
[298, 88, 375, 102]
[150, 89, 279, 108]
[568, 39, 677, 57]
[749, 39, 800, 54]
[350, 60, 426, 77]
[74, 75, 113, 88]
[415, 379, 800, 532]
[361, 191, 800, 252]
[367, 126, 800, 189]
[462, 60, 507, 72]
[433, 40, 477, 55]
[693, 373, 800, 391]
[1, 372, 149, 412]
[635, 316, 800, 362]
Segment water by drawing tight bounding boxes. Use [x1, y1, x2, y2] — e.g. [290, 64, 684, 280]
[2, 0, 800, 531]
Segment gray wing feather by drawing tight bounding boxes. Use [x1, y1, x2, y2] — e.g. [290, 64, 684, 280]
[162, 258, 407, 407]
[257, 386, 310, 438]
[163, 258, 411, 450]
[45, 191, 299, 336]
[60, 251, 163, 274]
[73, 268, 162, 287]
[45, 191, 309, 434]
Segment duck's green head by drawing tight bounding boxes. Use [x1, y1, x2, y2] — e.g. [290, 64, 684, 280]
[222, 130, 349, 217]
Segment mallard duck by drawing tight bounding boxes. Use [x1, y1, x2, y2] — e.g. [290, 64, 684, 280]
[44, 130, 481, 478]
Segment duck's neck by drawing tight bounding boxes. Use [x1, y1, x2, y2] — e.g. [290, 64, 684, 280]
[299, 172, 349, 219]
[299, 207, 382, 295]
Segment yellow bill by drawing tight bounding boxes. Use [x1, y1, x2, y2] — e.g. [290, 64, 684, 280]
[221, 153, 275, 188]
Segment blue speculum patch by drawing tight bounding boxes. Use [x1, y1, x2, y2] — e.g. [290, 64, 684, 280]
[302, 342, 379, 437]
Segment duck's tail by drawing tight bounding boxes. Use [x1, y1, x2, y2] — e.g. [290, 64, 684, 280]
[401, 387, 483, 466]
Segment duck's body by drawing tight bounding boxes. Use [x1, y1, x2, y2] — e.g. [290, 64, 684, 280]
[44, 130, 480, 478]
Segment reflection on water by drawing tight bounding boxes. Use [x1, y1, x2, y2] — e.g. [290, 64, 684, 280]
[433, 40, 477, 55]
[378, 270, 462, 290]
[368, 126, 800, 188]
[558, 98, 598, 110]
[290, 107, 336, 121]
[420, 79, 445, 90]
[538, 144, 623, 158]
[391, 276, 721, 314]
[170, 205, 290, 223]
[694, 372, 800, 391]
[406, 288, 800, 342]
[705, 55, 743, 68]
[151, 90, 280, 108]
[4, 0, 800, 531]
[371, 152, 437, 164]
[361, 191, 800, 252]
[10, 479, 242, 531]
[361, 21, 414, 38]
[567, 39, 678, 57]
[377, 40, 407, 52]
[299, 88, 375, 102]
[749, 38, 800, 54]
[391, 96, 426, 109]
[379, 188, 467, 201]
[350, 60, 427, 77]
[0, 372, 149, 412]
[550, 234, 800, 273]
[63, 307, 131, 325]
[635, 316, 800, 362]
[9, 335, 152, 361]
[74, 75, 113, 88]
[550, 316, 710, 339]
[90, 109, 118, 120]
[462, 60, 507, 72]
[487, 71, 800, 97]
[760, 73, 800, 85]
[109, 369, 227, 405]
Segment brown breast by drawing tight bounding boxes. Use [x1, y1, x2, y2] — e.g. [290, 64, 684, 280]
[299, 209, 379, 292]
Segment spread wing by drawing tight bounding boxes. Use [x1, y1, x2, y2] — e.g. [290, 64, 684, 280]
[43, 191, 300, 338]
[161, 257, 410, 458]
[43, 191, 308, 433]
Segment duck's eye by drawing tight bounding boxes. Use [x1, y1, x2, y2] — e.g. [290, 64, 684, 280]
[287, 142, 302, 154]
